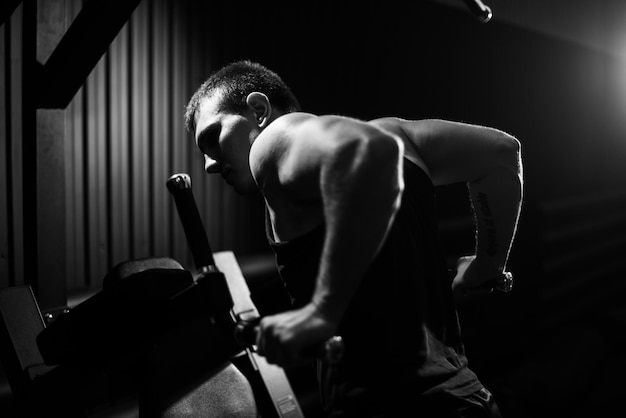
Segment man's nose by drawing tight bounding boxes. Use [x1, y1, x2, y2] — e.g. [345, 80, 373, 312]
[204, 155, 221, 174]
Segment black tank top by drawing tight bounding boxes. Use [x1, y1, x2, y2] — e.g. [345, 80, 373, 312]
[265, 157, 481, 396]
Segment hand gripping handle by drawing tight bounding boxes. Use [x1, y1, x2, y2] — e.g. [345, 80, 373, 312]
[234, 315, 344, 365]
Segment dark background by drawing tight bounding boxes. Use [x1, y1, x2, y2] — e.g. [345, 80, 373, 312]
[2, 0, 626, 416]
[203, 1, 626, 415]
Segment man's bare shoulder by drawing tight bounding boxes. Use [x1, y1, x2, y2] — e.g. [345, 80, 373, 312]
[264, 112, 319, 136]
[251, 112, 316, 157]
[251, 112, 311, 165]
[252, 112, 368, 162]
[250, 112, 323, 195]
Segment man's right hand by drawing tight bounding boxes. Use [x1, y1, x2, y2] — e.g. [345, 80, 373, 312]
[452, 255, 514, 302]
[255, 302, 338, 368]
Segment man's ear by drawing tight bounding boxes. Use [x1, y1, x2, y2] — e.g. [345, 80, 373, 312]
[246, 92, 272, 128]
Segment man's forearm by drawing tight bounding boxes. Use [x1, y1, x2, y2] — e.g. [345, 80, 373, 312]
[468, 154, 523, 273]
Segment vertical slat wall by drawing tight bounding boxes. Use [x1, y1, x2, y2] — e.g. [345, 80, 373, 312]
[129, 0, 150, 263]
[110, 15, 130, 269]
[61, 0, 267, 291]
[0, 4, 25, 289]
[0, 15, 7, 287]
[150, 0, 169, 259]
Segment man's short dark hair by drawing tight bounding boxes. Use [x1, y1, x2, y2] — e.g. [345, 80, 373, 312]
[184, 60, 301, 134]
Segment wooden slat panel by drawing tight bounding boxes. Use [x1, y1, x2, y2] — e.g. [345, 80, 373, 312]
[36, 108, 67, 309]
[151, 0, 171, 257]
[10, 4, 24, 287]
[65, 86, 86, 290]
[130, 0, 151, 260]
[0, 24, 9, 288]
[55, 0, 268, 291]
[61, 0, 85, 291]
[169, 0, 190, 266]
[63, 0, 87, 291]
[86, 56, 109, 286]
[35, 0, 83, 310]
[109, 24, 130, 267]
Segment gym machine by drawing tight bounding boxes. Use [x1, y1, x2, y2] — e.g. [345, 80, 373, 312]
[0, 173, 314, 417]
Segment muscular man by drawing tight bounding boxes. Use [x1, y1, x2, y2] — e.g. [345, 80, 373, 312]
[184, 60, 522, 417]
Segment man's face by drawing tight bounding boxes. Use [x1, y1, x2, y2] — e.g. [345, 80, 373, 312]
[194, 94, 260, 194]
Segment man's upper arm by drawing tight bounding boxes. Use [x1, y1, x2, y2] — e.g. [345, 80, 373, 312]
[401, 119, 521, 186]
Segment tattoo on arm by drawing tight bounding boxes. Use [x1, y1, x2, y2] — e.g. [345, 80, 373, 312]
[476, 192, 497, 256]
